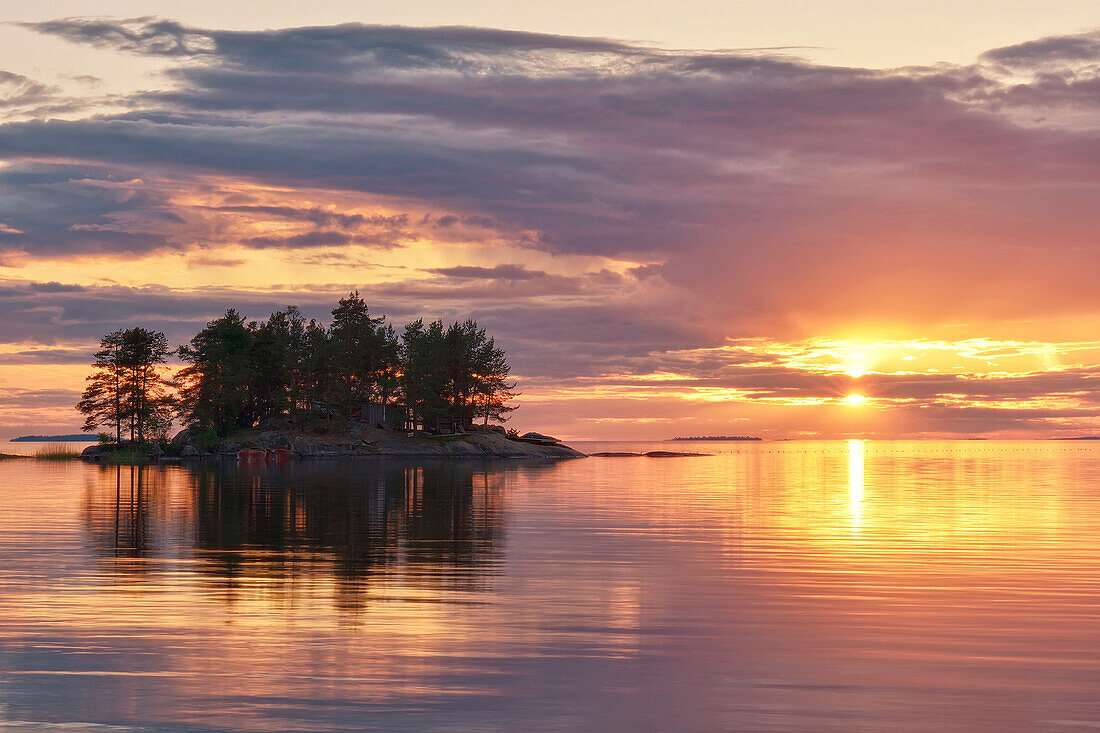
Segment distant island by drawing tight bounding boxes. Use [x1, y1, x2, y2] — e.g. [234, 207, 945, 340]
[670, 435, 762, 442]
[12, 434, 98, 442]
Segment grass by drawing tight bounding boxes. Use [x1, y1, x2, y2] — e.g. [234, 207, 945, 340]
[105, 448, 148, 465]
[33, 442, 82, 461]
[421, 433, 469, 443]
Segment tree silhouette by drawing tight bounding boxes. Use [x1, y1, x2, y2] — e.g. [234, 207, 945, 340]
[78, 327, 174, 444]
[77, 330, 126, 444]
[150, 298, 519, 440]
[177, 310, 254, 437]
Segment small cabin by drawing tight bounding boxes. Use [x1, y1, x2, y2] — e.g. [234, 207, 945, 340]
[357, 402, 407, 430]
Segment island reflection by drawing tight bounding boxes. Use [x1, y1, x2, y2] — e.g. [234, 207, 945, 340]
[81, 460, 547, 608]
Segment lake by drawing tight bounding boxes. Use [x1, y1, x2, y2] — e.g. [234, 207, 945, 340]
[2, 440, 1099, 731]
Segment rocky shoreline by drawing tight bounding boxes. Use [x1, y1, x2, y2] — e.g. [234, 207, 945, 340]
[81, 425, 586, 462]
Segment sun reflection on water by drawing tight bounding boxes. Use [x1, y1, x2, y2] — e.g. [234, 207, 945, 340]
[848, 439, 864, 529]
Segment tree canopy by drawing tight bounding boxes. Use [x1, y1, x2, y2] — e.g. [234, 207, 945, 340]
[165, 293, 517, 439]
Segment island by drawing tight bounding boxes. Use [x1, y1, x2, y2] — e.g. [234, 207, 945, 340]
[13, 434, 98, 442]
[75, 293, 585, 462]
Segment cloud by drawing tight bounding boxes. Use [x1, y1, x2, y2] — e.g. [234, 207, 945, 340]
[426, 264, 546, 280]
[0, 347, 92, 365]
[0, 387, 82, 407]
[982, 31, 1100, 68]
[187, 255, 245, 267]
[0, 71, 53, 108]
[21, 17, 213, 56]
[2, 19, 1094, 310]
[2, 19, 1100, 435]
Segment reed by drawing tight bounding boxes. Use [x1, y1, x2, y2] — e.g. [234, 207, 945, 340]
[33, 443, 81, 461]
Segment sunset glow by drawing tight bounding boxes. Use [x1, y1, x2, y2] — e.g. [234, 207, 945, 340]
[844, 351, 869, 378]
[1, 13, 1099, 441]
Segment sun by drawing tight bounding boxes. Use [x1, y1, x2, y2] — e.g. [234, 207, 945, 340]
[844, 393, 868, 406]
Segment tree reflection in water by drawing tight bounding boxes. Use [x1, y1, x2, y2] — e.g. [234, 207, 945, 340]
[81, 460, 541, 612]
[81, 463, 156, 560]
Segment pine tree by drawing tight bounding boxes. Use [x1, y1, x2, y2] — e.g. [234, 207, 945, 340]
[177, 310, 255, 436]
[77, 330, 126, 444]
[329, 291, 387, 414]
[473, 335, 519, 425]
[119, 328, 173, 444]
[77, 328, 174, 445]
[400, 319, 450, 430]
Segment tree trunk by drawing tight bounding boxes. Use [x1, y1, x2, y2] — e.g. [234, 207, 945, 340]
[113, 370, 122, 445]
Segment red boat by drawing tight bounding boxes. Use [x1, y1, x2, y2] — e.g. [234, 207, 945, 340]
[238, 448, 267, 463]
[238, 447, 292, 464]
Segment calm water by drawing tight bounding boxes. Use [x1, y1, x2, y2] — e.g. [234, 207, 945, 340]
[2, 440, 1100, 731]
[0, 441, 96, 457]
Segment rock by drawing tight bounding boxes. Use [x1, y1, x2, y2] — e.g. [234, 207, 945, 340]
[81, 444, 109, 461]
[148, 444, 164, 458]
[291, 436, 342, 457]
[180, 445, 200, 458]
[256, 431, 293, 450]
[216, 440, 243, 455]
[261, 417, 292, 432]
[444, 440, 482, 455]
[171, 429, 192, 446]
[191, 425, 585, 461]
[517, 429, 563, 444]
[521, 431, 559, 442]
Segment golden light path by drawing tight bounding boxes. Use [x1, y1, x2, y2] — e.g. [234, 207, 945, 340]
[848, 439, 864, 529]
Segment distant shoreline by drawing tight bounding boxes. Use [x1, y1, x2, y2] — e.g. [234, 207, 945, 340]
[669, 436, 762, 442]
[11, 434, 97, 443]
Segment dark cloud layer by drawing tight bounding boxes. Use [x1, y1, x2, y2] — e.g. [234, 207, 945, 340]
[982, 30, 1100, 67]
[2, 22, 1100, 297]
[427, 264, 546, 280]
[1, 18, 1096, 292]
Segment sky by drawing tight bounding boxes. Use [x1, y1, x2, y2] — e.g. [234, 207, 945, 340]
[1, 2, 1100, 440]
